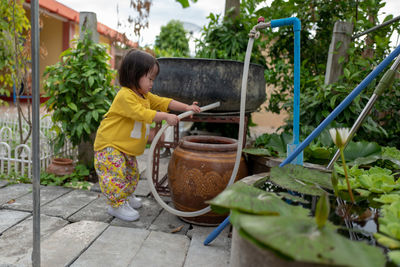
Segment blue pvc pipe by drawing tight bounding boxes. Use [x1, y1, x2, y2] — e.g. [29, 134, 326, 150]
[204, 17, 303, 246]
[280, 44, 400, 167]
[271, 17, 301, 144]
[203, 217, 230, 245]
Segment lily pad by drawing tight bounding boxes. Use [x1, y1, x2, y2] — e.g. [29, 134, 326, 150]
[344, 141, 381, 162]
[277, 192, 310, 204]
[230, 210, 386, 267]
[374, 232, 400, 249]
[270, 165, 332, 196]
[207, 181, 309, 217]
[242, 148, 274, 156]
[388, 251, 400, 265]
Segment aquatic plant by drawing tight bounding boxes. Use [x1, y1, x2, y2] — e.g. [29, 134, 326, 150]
[330, 128, 355, 203]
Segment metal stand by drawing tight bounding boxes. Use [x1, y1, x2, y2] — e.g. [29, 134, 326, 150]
[152, 113, 248, 196]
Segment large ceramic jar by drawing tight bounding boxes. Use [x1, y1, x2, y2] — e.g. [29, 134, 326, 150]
[167, 135, 248, 225]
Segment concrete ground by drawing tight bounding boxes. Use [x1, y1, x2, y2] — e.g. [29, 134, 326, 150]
[0, 151, 232, 267]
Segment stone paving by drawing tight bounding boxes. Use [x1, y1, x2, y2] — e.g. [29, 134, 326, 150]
[0, 151, 231, 267]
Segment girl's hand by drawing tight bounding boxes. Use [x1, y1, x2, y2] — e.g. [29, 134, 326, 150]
[186, 101, 201, 113]
[165, 113, 180, 126]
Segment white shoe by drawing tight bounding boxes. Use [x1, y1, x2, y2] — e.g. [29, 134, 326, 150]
[128, 195, 143, 209]
[107, 202, 139, 221]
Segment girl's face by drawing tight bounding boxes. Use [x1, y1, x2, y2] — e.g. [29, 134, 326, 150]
[137, 64, 158, 95]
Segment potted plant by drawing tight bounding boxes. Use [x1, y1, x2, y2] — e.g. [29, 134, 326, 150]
[208, 170, 387, 267]
[208, 126, 400, 266]
[42, 29, 116, 166]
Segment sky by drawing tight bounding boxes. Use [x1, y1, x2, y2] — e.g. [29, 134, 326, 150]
[58, 0, 225, 49]
[58, 0, 400, 49]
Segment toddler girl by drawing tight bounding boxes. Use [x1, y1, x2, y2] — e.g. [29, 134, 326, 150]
[94, 49, 200, 221]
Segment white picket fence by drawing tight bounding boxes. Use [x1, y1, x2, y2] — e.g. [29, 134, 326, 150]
[0, 112, 78, 179]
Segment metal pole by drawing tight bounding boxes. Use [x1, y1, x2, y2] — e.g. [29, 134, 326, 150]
[352, 15, 400, 40]
[326, 55, 400, 170]
[31, 0, 41, 265]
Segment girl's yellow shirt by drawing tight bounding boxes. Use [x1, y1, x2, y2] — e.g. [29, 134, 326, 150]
[94, 87, 172, 156]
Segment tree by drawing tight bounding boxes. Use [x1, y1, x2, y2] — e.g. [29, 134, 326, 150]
[122, 0, 197, 38]
[1, 0, 34, 147]
[0, 0, 30, 104]
[154, 20, 190, 57]
[195, 0, 266, 65]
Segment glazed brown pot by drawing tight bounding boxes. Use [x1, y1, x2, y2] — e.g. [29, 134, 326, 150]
[46, 158, 75, 176]
[167, 135, 248, 225]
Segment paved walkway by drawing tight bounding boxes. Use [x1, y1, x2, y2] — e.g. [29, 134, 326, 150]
[0, 151, 231, 267]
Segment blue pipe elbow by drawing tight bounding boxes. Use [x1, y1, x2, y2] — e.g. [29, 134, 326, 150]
[271, 17, 301, 31]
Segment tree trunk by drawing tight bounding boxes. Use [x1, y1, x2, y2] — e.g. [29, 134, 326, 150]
[225, 0, 240, 20]
[78, 12, 98, 167]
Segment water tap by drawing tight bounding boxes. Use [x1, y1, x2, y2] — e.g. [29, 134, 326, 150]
[249, 16, 271, 38]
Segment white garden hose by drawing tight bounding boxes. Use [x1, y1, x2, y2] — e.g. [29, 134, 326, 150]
[146, 40, 254, 217]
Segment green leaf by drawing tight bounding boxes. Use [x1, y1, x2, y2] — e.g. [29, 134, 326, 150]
[374, 233, 400, 249]
[175, 0, 189, 8]
[88, 76, 94, 87]
[83, 123, 91, 134]
[344, 68, 351, 78]
[242, 148, 273, 156]
[315, 193, 330, 228]
[207, 181, 309, 217]
[344, 141, 381, 162]
[92, 110, 99, 121]
[388, 251, 400, 265]
[270, 165, 333, 196]
[68, 102, 78, 112]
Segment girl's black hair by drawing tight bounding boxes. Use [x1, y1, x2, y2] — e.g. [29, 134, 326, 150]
[118, 49, 159, 90]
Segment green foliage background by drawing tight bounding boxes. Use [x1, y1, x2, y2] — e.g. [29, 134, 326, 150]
[257, 0, 400, 147]
[195, 0, 400, 147]
[195, 1, 266, 66]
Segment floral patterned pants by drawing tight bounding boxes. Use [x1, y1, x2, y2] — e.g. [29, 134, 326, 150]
[94, 147, 140, 208]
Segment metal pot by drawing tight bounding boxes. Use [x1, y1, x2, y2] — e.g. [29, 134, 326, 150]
[152, 58, 266, 113]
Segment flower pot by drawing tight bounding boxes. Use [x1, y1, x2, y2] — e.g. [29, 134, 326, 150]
[231, 228, 326, 267]
[167, 135, 248, 225]
[46, 158, 75, 176]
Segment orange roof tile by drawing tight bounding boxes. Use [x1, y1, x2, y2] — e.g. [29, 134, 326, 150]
[26, 0, 137, 47]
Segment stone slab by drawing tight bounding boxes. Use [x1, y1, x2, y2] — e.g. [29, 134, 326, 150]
[41, 189, 100, 219]
[3, 185, 72, 211]
[71, 226, 150, 266]
[90, 182, 101, 193]
[40, 220, 108, 266]
[68, 195, 113, 223]
[133, 179, 151, 197]
[128, 230, 190, 267]
[0, 209, 30, 234]
[0, 214, 68, 266]
[149, 207, 190, 235]
[0, 179, 8, 188]
[184, 225, 231, 267]
[136, 149, 149, 175]
[0, 183, 32, 206]
[110, 198, 162, 229]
